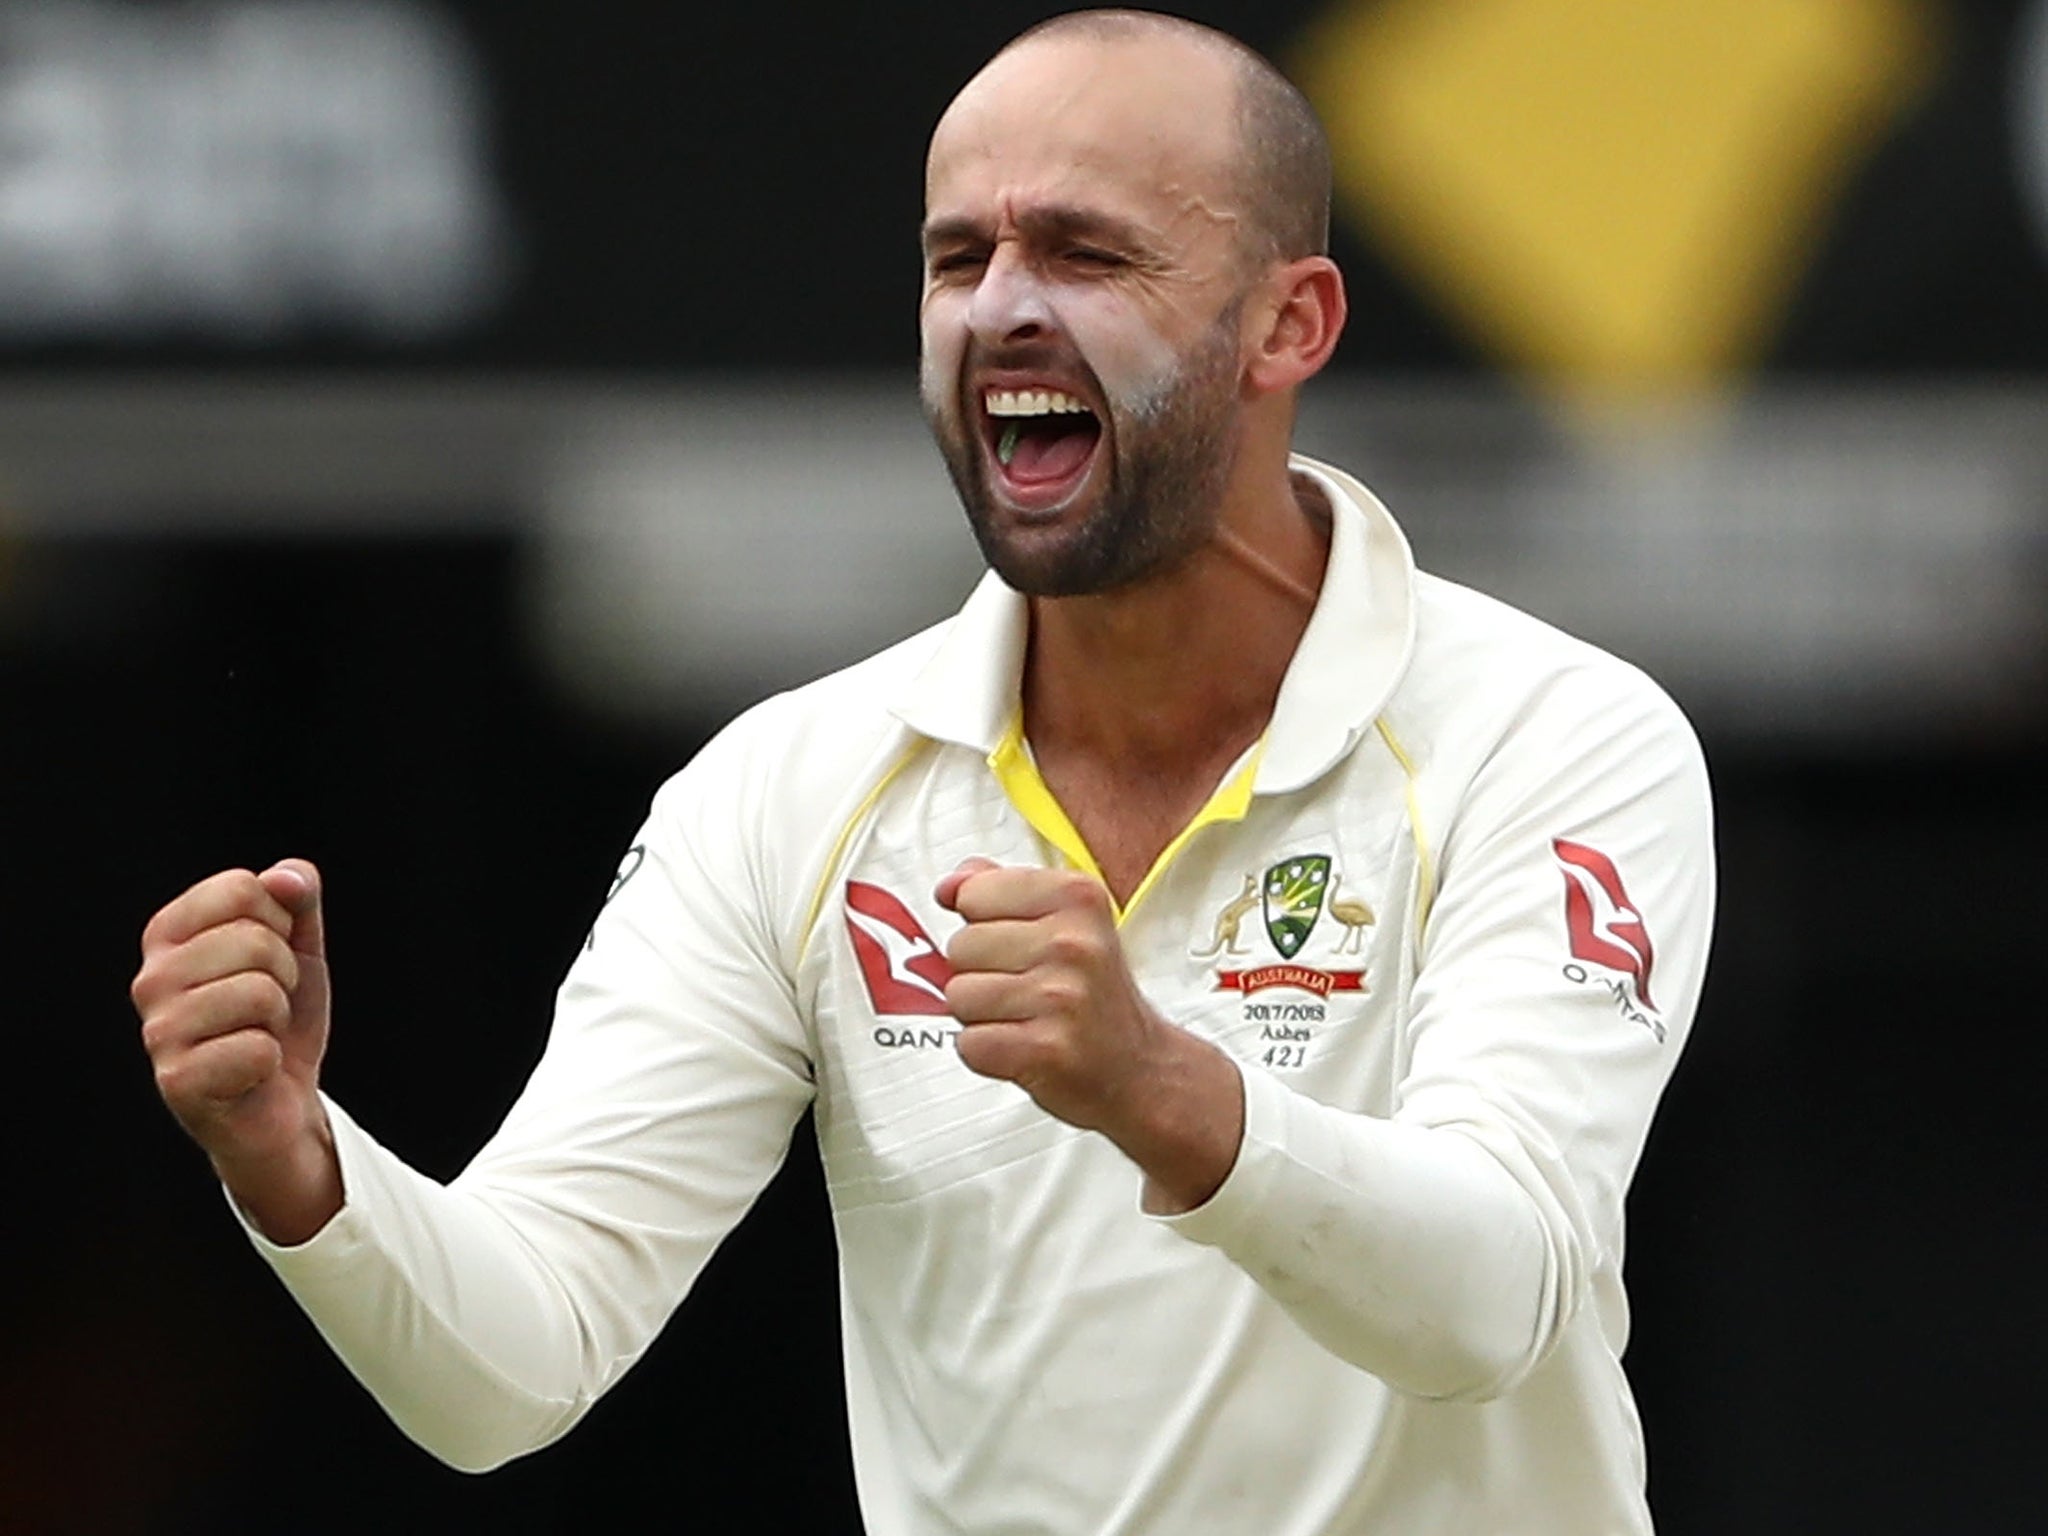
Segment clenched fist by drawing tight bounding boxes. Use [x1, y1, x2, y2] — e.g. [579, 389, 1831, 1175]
[935, 859, 1245, 1213]
[131, 859, 342, 1243]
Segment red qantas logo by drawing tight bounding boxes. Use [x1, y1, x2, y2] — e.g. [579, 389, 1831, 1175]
[845, 880, 955, 1017]
[1554, 839, 1657, 1010]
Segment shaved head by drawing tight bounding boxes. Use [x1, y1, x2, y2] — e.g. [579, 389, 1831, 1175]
[919, 11, 1346, 597]
[994, 9, 1332, 265]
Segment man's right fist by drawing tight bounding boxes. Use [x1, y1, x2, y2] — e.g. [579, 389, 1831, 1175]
[131, 860, 341, 1241]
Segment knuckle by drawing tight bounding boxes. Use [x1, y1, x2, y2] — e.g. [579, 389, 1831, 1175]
[240, 922, 299, 986]
[205, 871, 265, 924]
[159, 1032, 279, 1111]
[1060, 871, 1111, 912]
[258, 982, 293, 1030]
[228, 970, 290, 1027]
[219, 870, 289, 932]
[954, 1030, 997, 1076]
[143, 867, 263, 951]
[1038, 977, 1088, 1015]
[1044, 926, 1098, 968]
[952, 974, 1011, 1022]
[138, 1009, 182, 1059]
[227, 1029, 284, 1086]
[153, 1055, 195, 1106]
[1038, 1032, 1082, 1078]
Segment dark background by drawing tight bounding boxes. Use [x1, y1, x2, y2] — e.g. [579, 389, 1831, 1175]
[2, 2, 2044, 1532]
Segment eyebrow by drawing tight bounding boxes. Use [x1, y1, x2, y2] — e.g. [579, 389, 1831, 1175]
[920, 203, 1160, 258]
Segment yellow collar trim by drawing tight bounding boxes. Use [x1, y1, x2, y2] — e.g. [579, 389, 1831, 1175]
[987, 716, 1264, 925]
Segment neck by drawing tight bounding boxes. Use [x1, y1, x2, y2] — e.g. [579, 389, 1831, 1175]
[1022, 460, 1330, 771]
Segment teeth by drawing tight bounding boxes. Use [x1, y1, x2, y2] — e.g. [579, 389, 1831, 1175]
[985, 388, 1091, 418]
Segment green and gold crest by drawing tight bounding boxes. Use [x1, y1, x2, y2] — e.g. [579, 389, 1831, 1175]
[1262, 855, 1330, 958]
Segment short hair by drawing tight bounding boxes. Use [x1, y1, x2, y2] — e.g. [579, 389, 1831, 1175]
[997, 9, 1332, 264]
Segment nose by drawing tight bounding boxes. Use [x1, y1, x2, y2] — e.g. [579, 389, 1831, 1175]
[965, 244, 1056, 347]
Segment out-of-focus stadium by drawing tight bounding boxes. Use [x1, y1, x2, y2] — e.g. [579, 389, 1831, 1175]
[2, 2, 2040, 1530]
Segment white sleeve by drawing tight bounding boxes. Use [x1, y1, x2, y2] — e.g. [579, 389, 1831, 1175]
[1164, 665, 1714, 1401]
[240, 731, 816, 1471]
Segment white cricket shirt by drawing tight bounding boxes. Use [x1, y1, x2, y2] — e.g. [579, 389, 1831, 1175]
[248, 458, 1714, 1534]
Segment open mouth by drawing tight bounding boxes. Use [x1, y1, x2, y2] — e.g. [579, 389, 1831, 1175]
[983, 387, 1103, 507]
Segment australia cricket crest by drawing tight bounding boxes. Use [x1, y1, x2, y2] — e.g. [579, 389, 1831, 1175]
[1197, 852, 1373, 1075]
[1262, 855, 1329, 958]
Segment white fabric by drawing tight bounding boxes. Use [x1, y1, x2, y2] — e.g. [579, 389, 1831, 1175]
[245, 458, 1714, 1534]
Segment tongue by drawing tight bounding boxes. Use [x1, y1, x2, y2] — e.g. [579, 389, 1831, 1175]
[1007, 421, 1096, 484]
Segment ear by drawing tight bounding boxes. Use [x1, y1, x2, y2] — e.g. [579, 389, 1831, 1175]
[1243, 256, 1347, 396]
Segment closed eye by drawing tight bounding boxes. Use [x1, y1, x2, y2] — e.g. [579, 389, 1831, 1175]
[1067, 247, 1126, 268]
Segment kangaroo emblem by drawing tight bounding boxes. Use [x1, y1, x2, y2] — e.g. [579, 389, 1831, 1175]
[1191, 873, 1260, 959]
[845, 906, 949, 1004]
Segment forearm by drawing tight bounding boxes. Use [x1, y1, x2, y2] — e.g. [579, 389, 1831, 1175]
[240, 1098, 605, 1471]
[1161, 1065, 1559, 1401]
[1101, 1024, 1553, 1397]
[219, 720, 825, 1470]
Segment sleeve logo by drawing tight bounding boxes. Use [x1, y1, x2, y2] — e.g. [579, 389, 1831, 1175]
[1553, 839, 1657, 1010]
[584, 843, 647, 951]
[845, 880, 955, 1017]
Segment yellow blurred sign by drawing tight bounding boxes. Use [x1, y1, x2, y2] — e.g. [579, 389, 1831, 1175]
[1296, 0, 1941, 397]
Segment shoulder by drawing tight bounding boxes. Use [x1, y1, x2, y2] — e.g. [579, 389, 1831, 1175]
[1408, 572, 1693, 736]
[627, 619, 960, 960]
[651, 617, 952, 829]
[1388, 573, 1706, 806]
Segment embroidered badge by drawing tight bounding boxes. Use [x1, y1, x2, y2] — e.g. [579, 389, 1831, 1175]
[1198, 854, 1373, 1071]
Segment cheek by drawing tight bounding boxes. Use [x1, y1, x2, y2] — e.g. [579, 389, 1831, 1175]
[919, 299, 967, 409]
[1053, 289, 1182, 411]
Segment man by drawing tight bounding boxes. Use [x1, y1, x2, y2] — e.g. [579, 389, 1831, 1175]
[131, 12, 1713, 1534]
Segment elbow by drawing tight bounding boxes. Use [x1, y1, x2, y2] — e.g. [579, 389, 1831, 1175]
[379, 1370, 589, 1475]
[433, 1440, 544, 1477]
[405, 1404, 582, 1476]
[1385, 1230, 1584, 1404]
[1392, 1313, 1551, 1405]
[1340, 1300, 1555, 1405]
[1273, 1262, 1567, 1404]
[431, 1440, 527, 1477]
[1402, 1139, 1592, 1402]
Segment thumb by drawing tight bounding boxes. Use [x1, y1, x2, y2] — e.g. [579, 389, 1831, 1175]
[258, 858, 326, 960]
[934, 857, 1001, 913]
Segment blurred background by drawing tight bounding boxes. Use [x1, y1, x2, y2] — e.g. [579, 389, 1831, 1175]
[1, 0, 2041, 1530]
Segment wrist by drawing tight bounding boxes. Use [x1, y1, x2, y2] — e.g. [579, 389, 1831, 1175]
[212, 1104, 343, 1247]
[1110, 1022, 1245, 1215]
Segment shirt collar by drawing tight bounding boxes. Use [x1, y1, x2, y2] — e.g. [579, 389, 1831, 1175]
[888, 567, 1027, 754]
[888, 453, 1417, 790]
[1257, 456, 1418, 791]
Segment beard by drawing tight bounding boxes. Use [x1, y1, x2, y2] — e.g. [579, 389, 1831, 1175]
[922, 300, 1245, 598]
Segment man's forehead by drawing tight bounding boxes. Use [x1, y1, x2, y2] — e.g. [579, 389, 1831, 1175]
[926, 34, 1240, 214]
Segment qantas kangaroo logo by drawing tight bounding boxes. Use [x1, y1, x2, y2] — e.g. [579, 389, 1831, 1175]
[845, 880, 955, 1017]
[1553, 839, 1657, 1010]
